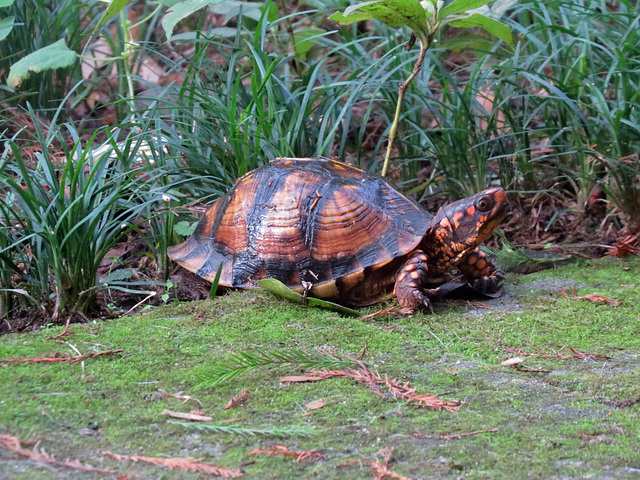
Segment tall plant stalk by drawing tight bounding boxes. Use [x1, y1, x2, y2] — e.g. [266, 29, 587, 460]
[381, 33, 433, 177]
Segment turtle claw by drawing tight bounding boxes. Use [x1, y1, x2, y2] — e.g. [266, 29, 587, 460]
[397, 289, 433, 314]
[470, 274, 503, 296]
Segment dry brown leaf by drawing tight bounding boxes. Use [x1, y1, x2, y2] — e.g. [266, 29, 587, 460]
[605, 235, 639, 258]
[370, 461, 413, 480]
[340, 445, 412, 480]
[222, 389, 250, 410]
[305, 399, 325, 411]
[161, 409, 212, 422]
[560, 290, 623, 306]
[580, 293, 623, 306]
[101, 451, 242, 478]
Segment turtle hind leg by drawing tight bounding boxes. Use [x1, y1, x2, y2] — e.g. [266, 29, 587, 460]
[394, 250, 434, 314]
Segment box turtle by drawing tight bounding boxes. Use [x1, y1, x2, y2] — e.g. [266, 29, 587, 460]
[168, 158, 507, 312]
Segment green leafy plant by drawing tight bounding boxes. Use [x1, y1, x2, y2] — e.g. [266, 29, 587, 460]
[330, 0, 514, 176]
[0, 111, 169, 321]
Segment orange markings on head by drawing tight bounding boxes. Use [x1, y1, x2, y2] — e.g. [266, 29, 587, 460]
[466, 205, 476, 216]
[439, 217, 451, 228]
[452, 212, 464, 227]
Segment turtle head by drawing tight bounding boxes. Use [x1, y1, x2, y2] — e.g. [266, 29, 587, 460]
[429, 187, 507, 265]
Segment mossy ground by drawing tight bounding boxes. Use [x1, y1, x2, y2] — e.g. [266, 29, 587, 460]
[1, 257, 639, 479]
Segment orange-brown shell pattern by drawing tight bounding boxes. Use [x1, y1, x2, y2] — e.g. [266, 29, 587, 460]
[167, 158, 430, 295]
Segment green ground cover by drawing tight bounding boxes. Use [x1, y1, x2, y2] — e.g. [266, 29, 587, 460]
[1, 256, 639, 479]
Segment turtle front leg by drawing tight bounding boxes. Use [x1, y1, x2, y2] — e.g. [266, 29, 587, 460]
[458, 248, 504, 296]
[394, 250, 435, 314]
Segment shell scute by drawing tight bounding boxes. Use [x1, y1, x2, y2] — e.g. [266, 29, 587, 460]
[168, 158, 430, 297]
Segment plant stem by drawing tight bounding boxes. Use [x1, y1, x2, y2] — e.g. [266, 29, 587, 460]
[275, 0, 303, 77]
[381, 36, 432, 177]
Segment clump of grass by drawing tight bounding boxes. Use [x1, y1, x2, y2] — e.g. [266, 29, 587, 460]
[0, 109, 171, 321]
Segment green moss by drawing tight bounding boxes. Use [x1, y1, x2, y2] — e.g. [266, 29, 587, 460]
[1, 257, 640, 478]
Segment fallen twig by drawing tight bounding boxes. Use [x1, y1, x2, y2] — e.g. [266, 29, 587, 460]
[161, 409, 212, 422]
[0, 434, 117, 474]
[339, 446, 413, 480]
[413, 428, 498, 440]
[248, 445, 326, 463]
[560, 289, 623, 306]
[157, 389, 203, 407]
[46, 316, 73, 340]
[101, 451, 242, 478]
[358, 306, 403, 321]
[0, 349, 124, 365]
[281, 358, 460, 413]
[223, 389, 250, 410]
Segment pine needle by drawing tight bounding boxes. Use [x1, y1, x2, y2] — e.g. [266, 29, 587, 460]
[194, 348, 360, 388]
[170, 421, 314, 438]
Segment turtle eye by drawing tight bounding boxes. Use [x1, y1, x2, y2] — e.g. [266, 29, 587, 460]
[475, 195, 494, 212]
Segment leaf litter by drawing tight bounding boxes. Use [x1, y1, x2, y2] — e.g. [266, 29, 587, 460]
[223, 389, 250, 410]
[0, 434, 117, 474]
[101, 451, 242, 478]
[248, 445, 326, 462]
[281, 358, 460, 412]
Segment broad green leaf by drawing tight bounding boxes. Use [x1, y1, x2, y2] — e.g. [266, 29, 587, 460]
[162, 0, 224, 40]
[258, 278, 303, 302]
[97, 0, 134, 27]
[448, 13, 513, 47]
[293, 28, 325, 58]
[439, 0, 493, 18]
[344, 0, 384, 16]
[173, 220, 197, 236]
[0, 15, 14, 41]
[328, 10, 373, 25]
[258, 279, 360, 316]
[0, 0, 15, 7]
[209, 0, 264, 22]
[364, 0, 427, 31]
[7, 39, 78, 89]
[332, 0, 428, 36]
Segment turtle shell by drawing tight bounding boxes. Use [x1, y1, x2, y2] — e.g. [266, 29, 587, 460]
[168, 158, 430, 301]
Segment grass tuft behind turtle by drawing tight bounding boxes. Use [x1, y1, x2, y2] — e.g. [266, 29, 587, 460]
[168, 158, 507, 313]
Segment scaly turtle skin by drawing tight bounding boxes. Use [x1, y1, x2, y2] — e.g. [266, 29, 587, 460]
[168, 158, 507, 312]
